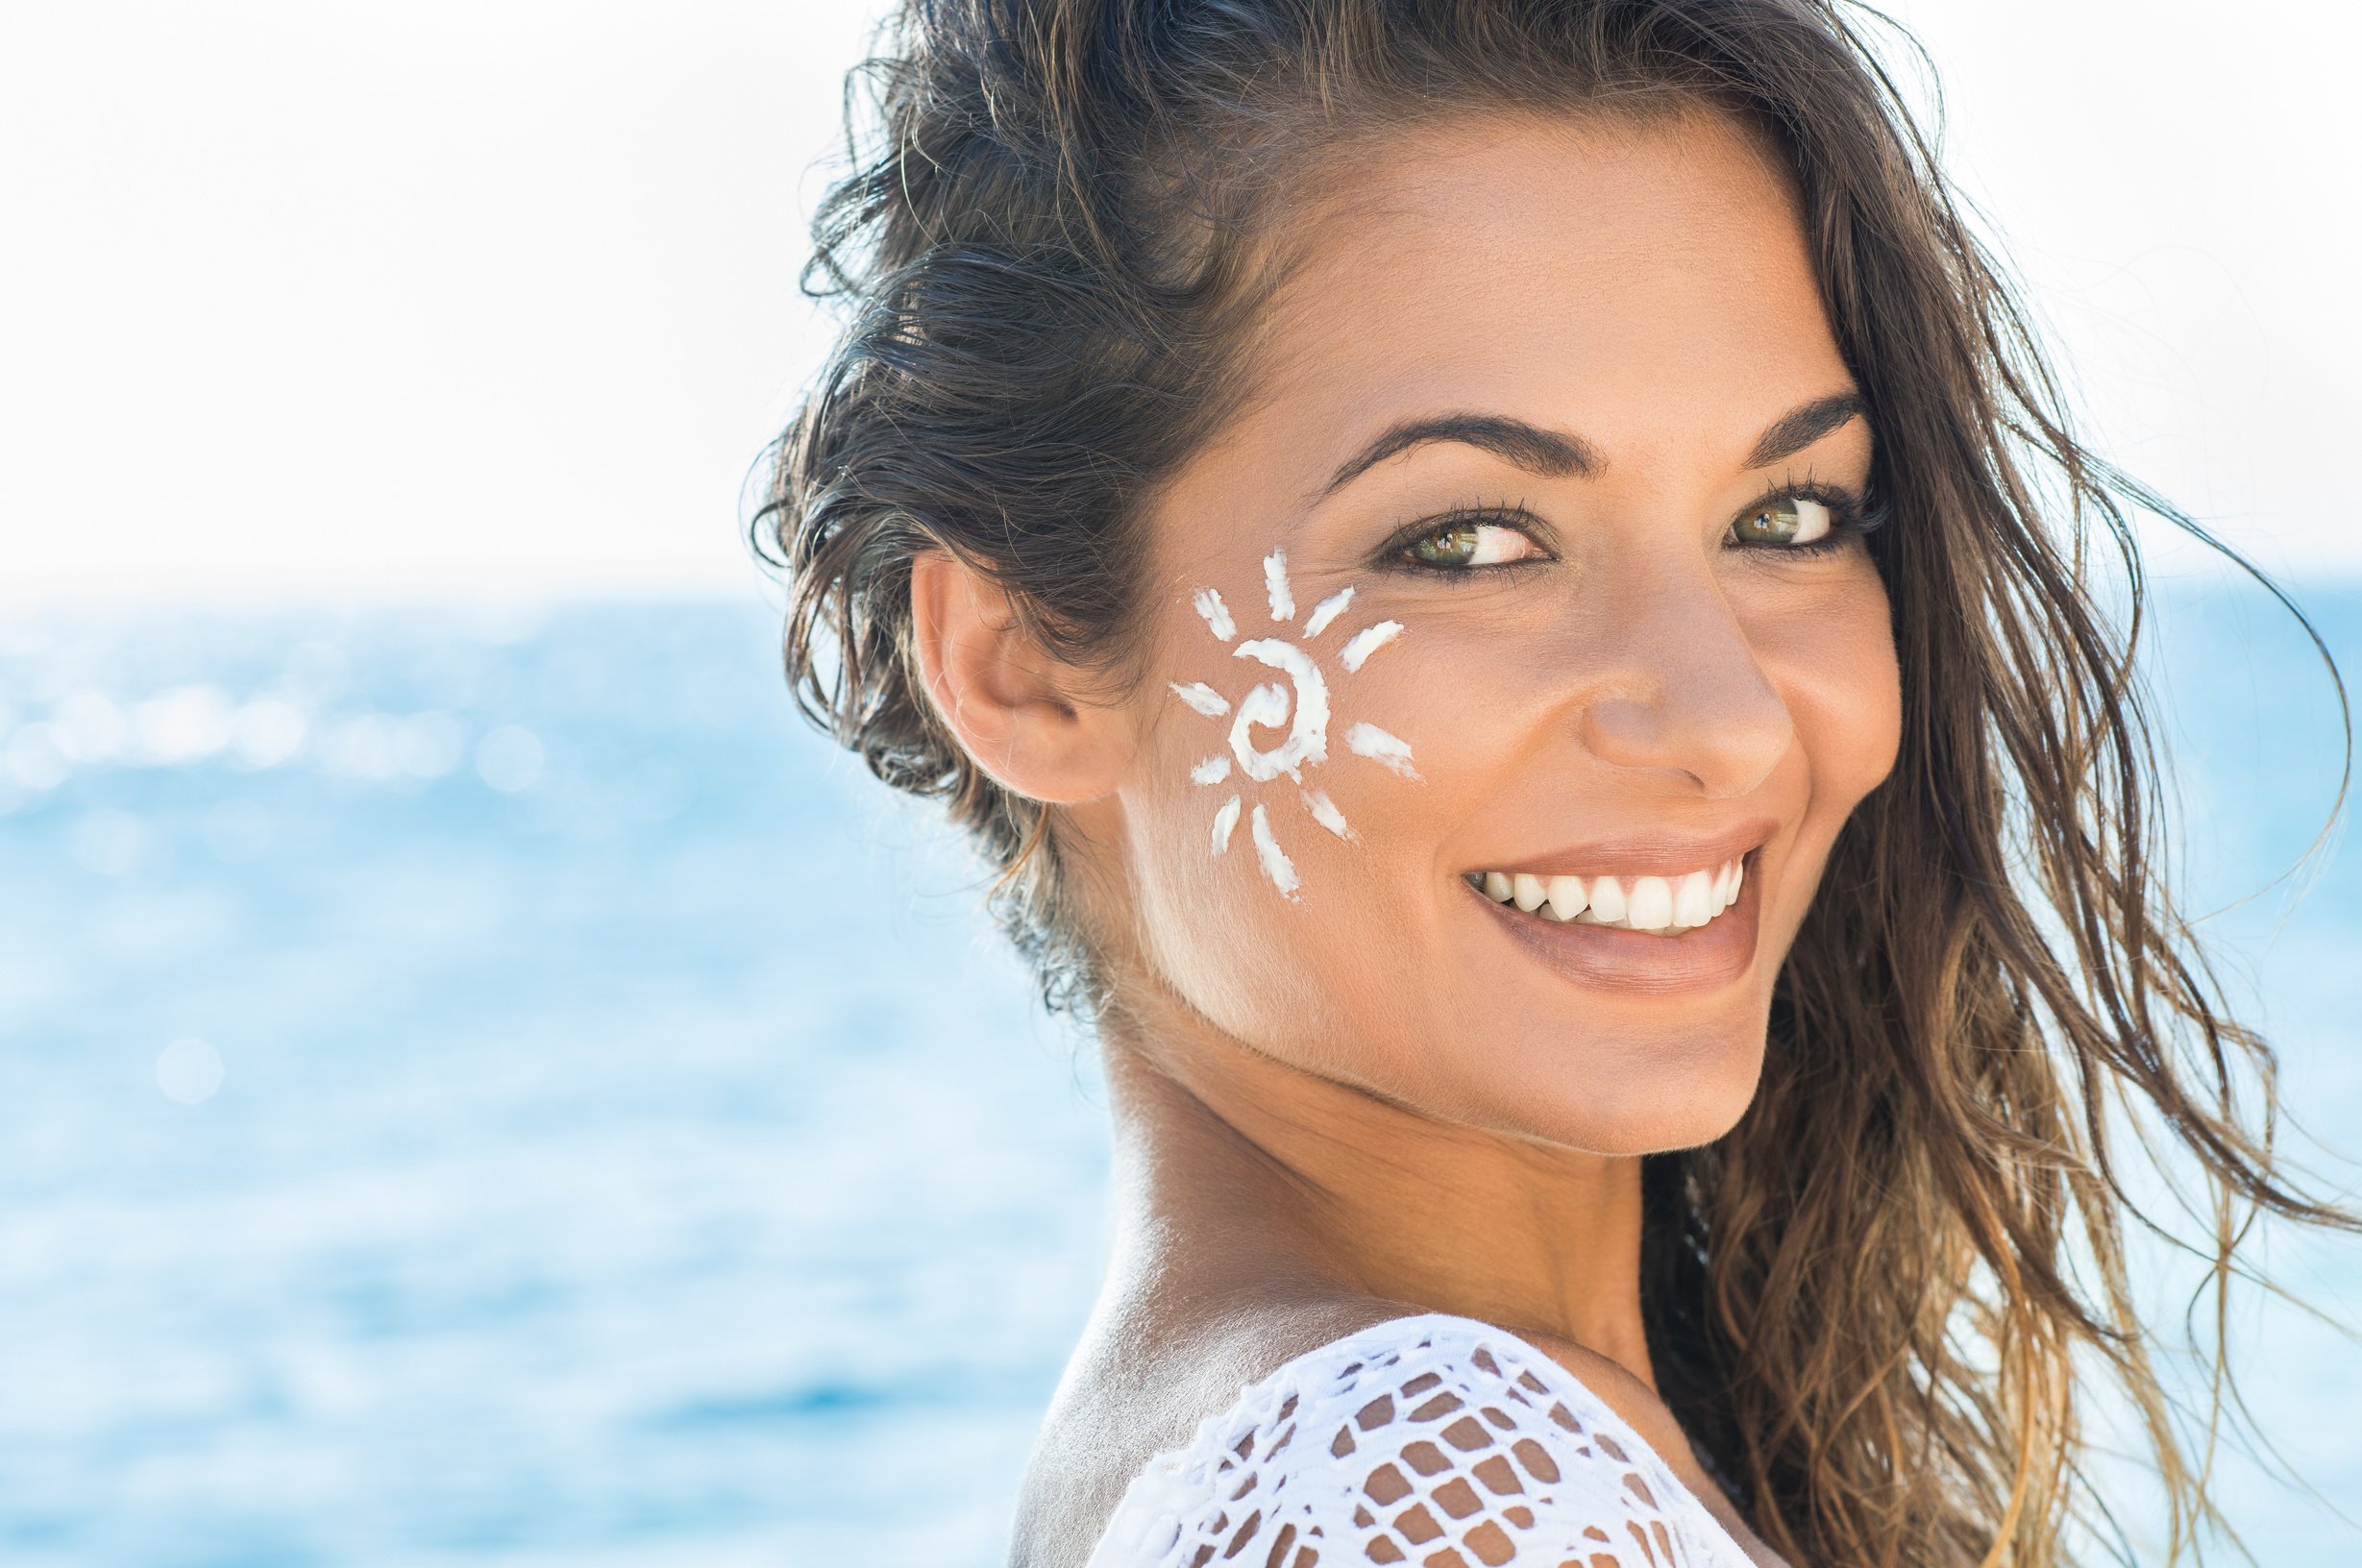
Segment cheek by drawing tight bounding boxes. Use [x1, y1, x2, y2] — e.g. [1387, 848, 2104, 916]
[1117, 727, 1418, 1055]
[1750, 567, 1902, 817]
[1113, 612, 1466, 1058]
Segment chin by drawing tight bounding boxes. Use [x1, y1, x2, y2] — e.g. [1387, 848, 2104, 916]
[1451, 1021, 1771, 1157]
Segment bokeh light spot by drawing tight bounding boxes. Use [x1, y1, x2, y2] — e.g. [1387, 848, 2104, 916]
[70, 810, 153, 878]
[136, 685, 234, 765]
[230, 697, 309, 769]
[476, 725, 545, 793]
[396, 712, 465, 779]
[155, 1038, 224, 1105]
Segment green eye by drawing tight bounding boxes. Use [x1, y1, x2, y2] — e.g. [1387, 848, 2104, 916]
[1733, 496, 1835, 547]
[1401, 521, 1541, 569]
[1407, 524, 1480, 567]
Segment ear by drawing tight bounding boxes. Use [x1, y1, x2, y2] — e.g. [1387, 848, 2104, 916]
[907, 549, 1129, 804]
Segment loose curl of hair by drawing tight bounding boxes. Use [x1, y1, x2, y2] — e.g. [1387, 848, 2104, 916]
[760, 1, 2355, 1562]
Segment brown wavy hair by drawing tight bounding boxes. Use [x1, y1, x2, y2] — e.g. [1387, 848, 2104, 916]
[760, 1, 2355, 1561]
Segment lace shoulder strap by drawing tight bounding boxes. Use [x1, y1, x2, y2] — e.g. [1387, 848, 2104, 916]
[1085, 1313, 1749, 1568]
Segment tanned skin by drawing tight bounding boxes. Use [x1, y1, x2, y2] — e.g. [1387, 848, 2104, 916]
[910, 110, 1902, 1568]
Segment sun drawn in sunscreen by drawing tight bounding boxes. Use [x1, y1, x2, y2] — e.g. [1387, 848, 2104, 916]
[1169, 549, 1418, 899]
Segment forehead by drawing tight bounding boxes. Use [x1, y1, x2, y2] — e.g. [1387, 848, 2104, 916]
[1217, 108, 1847, 487]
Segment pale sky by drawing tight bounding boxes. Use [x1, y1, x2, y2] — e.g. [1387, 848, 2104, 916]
[2, 0, 2355, 603]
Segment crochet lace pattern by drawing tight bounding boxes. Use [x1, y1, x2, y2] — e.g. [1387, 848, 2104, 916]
[1084, 1313, 1753, 1568]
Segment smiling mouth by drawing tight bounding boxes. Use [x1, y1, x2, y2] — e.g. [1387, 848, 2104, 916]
[1464, 856, 1745, 935]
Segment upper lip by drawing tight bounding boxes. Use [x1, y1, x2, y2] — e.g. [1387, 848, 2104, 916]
[1465, 816, 1779, 879]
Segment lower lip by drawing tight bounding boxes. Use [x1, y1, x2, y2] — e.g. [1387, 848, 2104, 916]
[1469, 856, 1763, 995]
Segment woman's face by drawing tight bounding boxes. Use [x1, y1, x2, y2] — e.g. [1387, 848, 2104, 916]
[1096, 110, 1901, 1154]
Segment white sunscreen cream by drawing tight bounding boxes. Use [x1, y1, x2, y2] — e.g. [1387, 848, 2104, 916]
[1173, 551, 1419, 896]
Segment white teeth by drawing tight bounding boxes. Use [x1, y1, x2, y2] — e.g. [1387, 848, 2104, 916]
[1473, 855, 1750, 934]
[1627, 875, 1674, 931]
[1587, 874, 1628, 924]
[1545, 874, 1587, 921]
[1672, 870, 1713, 928]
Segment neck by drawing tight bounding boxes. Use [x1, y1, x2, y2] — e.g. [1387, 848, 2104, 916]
[1098, 999, 1659, 1389]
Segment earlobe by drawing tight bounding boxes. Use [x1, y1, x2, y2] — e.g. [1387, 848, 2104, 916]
[907, 550, 1129, 804]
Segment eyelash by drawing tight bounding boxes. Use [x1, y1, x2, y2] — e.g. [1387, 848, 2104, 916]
[1374, 499, 1553, 578]
[1377, 482, 1889, 574]
[1730, 480, 1892, 559]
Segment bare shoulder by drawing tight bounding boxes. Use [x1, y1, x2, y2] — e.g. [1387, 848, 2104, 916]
[1006, 1285, 1406, 1568]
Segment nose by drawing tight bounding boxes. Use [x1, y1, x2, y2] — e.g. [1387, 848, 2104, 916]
[1574, 566, 1792, 800]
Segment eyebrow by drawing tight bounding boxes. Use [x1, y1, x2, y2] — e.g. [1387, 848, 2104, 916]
[1743, 391, 1869, 470]
[1316, 390, 1869, 499]
[1318, 413, 1598, 499]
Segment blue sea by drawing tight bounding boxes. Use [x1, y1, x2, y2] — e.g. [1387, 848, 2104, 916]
[1, 588, 2354, 1565]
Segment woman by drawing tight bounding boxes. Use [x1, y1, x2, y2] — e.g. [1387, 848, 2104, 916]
[767, 1, 2351, 1562]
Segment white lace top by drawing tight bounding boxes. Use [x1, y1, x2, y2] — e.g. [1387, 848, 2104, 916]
[1085, 1313, 1756, 1568]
